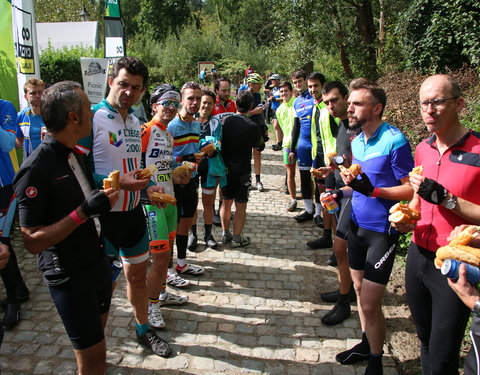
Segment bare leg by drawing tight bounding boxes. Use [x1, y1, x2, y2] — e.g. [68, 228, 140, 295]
[232, 201, 247, 236]
[73, 338, 106, 375]
[220, 199, 234, 232]
[286, 164, 296, 200]
[334, 237, 351, 295]
[123, 261, 149, 325]
[253, 148, 261, 176]
[273, 119, 283, 143]
[147, 250, 171, 299]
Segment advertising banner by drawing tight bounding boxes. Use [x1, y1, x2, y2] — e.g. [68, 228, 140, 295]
[104, 17, 125, 58]
[105, 0, 121, 18]
[12, 0, 41, 109]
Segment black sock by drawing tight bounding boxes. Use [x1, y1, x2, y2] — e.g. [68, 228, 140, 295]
[190, 225, 197, 237]
[176, 234, 188, 260]
[277, 141, 282, 147]
[256, 174, 261, 183]
[323, 229, 332, 238]
[336, 332, 370, 365]
[204, 224, 212, 238]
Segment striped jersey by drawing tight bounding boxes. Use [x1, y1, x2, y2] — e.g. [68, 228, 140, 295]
[77, 99, 142, 212]
[167, 114, 200, 178]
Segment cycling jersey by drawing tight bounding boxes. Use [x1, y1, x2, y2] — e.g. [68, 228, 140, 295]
[293, 90, 314, 143]
[311, 100, 338, 168]
[412, 130, 480, 251]
[167, 114, 200, 178]
[270, 86, 281, 111]
[276, 97, 295, 149]
[350, 122, 414, 233]
[17, 107, 46, 159]
[0, 100, 17, 187]
[141, 119, 175, 195]
[78, 99, 143, 212]
[211, 98, 237, 125]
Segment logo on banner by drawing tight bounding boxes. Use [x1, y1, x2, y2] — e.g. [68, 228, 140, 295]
[84, 62, 106, 76]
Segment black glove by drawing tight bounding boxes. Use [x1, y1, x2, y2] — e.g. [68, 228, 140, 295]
[182, 153, 196, 162]
[417, 177, 447, 205]
[81, 190, 111, 218]
[331, 189, 344, 203]
[349, 173, 375, 197]
[255, 142, 265, 152]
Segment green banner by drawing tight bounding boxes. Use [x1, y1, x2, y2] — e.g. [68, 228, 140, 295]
[105, 0, 121, 18]
[0, 0, 19, 109]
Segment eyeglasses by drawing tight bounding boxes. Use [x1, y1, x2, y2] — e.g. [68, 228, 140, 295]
[158, 99, 180, 109]
[419, 97, 458, 111]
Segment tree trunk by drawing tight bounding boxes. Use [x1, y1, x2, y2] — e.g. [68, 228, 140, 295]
[378, 0, 385, 57]
[356, 0, 378, 79]
[329, 1, 354, 79]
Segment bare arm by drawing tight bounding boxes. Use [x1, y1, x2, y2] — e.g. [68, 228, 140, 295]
[375, 176, 414, 201]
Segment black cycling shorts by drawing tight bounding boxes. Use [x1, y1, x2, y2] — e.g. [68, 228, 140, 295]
[347, 222, 399, 285]
[101, 204, 147, 250]
[47, 258, 112, 350]
[335, 197, 351, 240]
[174, 176, 199, 219]
[221, 172, 250, 203]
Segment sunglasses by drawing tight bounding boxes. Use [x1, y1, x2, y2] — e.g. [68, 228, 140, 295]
[157, 99, 180, 109]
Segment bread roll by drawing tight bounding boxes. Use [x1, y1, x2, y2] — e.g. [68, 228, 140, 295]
[151, 192, 177, 205]
[103, 170, 120, 191]
[138, 164, 157, 179]
[409, 165, 423, 176]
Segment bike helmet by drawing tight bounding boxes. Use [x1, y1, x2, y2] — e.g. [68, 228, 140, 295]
[270, 74, 281, 80]
[150, 84, 181, 105]
[247, 73, 263, 84]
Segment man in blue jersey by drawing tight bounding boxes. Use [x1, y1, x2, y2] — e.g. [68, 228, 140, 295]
[167, 82, 205, 275]
[334, 79, 414, 375]
[16, 78, 46, 160]
[78, 57, 171, 357]
[0, 99, 29, 331]
[288, 70, 317, 224]
[265, 74, 282, 151]
[247, 73, 267, 192]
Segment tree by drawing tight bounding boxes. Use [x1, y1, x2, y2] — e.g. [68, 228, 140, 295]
[397, 0, 480, 73]
[136, 0, 193, 42]
[34, 0, 102, 23]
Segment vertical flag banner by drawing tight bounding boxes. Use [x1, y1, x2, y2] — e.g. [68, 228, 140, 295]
[0, 0, 20, 171]
[0, 0, 20, 108]
[105, 0, 121, 18]
[12, 0, 40, 109]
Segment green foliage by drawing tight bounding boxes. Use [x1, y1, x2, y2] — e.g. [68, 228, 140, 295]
[396, 231, 413, 258]
[137, 0, 193, 43]
[397, 0, 480, 73]
[39, 43, 102, 85]
[34, 0, 103, 22]
[462, 88, 480, 133]
[129, 15, 270, 90]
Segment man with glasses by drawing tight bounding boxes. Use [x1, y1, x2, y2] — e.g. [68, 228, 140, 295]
[392, 74, 480, 375]
[141, 84, 189, 330]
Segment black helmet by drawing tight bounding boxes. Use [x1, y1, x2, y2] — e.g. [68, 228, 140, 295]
[150, 84, 181, 105]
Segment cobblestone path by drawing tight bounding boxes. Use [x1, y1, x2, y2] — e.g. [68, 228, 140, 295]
[0, 142, 402, 374]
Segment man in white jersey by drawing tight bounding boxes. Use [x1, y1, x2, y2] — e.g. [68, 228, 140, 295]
[78, 57, 171, 357]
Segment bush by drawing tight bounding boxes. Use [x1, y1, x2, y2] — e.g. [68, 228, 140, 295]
[40, 43, 103, 86]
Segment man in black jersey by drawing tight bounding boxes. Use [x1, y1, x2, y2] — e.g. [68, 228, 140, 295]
[313, 81, 358, 326]
[14, 81, 118, 374]
[220, 90, 264, 247]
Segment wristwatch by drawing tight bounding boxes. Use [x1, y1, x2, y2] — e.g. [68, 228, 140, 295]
[473, 298, 480, 317]
[444, 194, 458, 210]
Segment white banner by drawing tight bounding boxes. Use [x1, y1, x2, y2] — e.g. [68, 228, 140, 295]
[80, 57, 109, 105]
[12, 0, 41, 110]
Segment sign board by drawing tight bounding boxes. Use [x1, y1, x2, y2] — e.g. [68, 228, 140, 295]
[198, 61, 215, 77]
[80, 57, 109, 104]
[104, 17, 124, 58]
